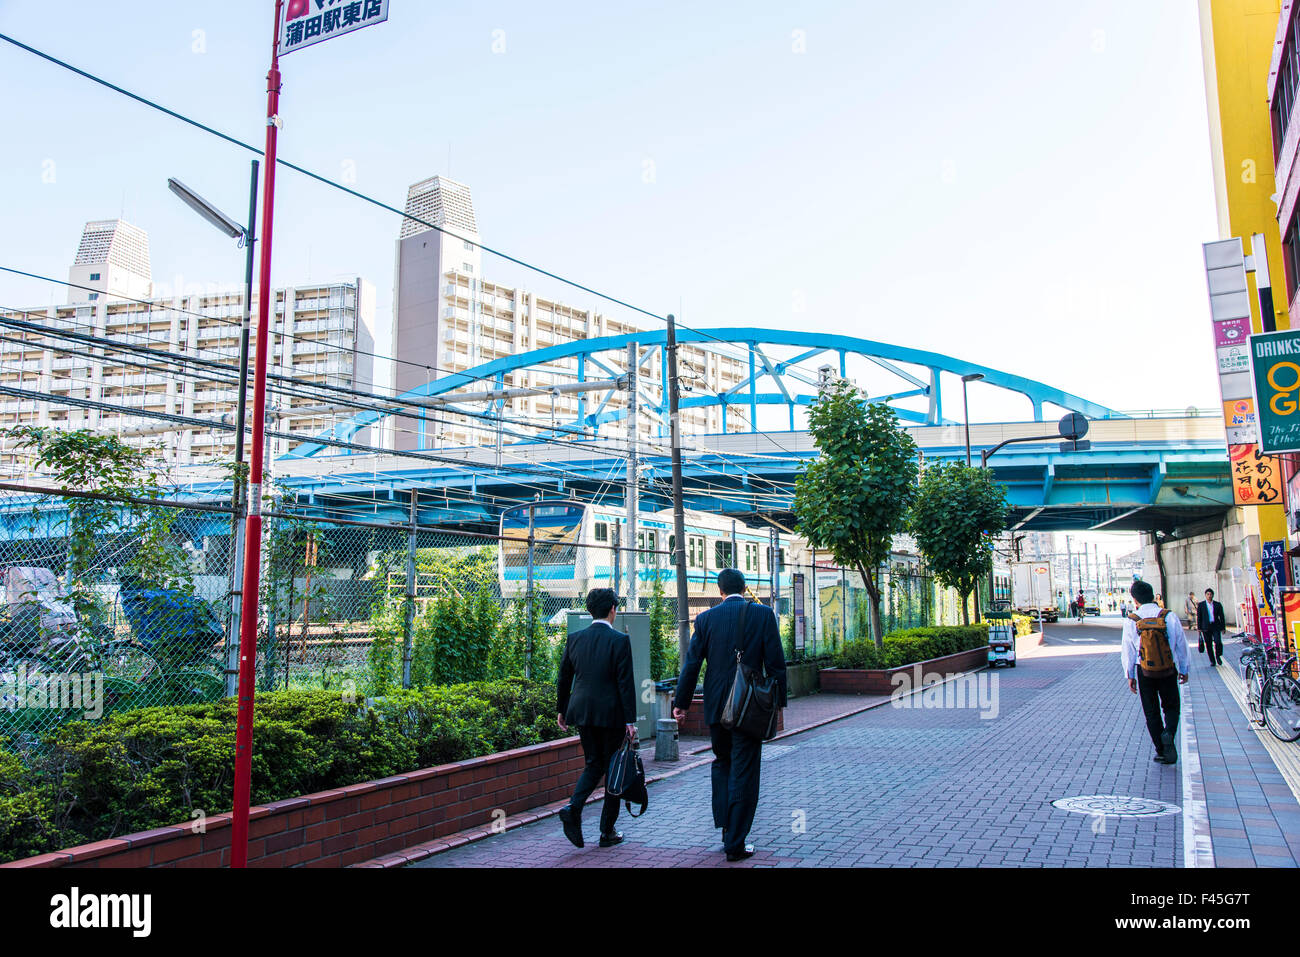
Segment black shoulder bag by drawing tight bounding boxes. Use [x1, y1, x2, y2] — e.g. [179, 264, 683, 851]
[605, 736, 648, 817]
[719, 600, 779, 741]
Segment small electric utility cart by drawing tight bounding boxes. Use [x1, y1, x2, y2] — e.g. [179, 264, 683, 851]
[986, 600, 1017, 668]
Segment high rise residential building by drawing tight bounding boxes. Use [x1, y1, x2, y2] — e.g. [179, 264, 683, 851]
[0, 220, 376, 471]
[389, 175, 748, 449]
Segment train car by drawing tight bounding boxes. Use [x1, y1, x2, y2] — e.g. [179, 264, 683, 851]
[498, 500, 789, 600]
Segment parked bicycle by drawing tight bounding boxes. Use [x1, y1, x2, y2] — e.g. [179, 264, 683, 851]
[1237, 631, 1300, 742]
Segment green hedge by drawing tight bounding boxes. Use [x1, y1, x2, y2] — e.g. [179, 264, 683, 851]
[832, 624, 989, 670]
[0, 677, 563, 864]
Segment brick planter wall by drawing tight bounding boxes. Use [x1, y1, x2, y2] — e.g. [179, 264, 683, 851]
[819, 645, 989, 695]
[676, 694, 786, 737]
[3, 736, 586, 869]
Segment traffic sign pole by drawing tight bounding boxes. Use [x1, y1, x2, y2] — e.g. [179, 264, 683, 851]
[230, 0, 284, 869]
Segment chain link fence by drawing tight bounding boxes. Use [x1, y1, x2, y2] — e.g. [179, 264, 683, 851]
[0, 481, 978, 746]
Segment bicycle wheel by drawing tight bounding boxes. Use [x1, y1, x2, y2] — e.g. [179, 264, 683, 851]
[89, 642, 162, 683]
[1262, 673, 1300, 742]
[1247, 666, 1267, 726]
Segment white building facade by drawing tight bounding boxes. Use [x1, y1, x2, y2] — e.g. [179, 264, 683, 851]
[0, 220, 376, 470]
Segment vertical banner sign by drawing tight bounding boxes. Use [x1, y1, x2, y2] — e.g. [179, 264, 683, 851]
[1230, 443, 1282, 505]
[283, 0, 389, 54]
[1249, 328, 1300, 453]
[1281, 587, 1300, 656]
[791, 572, 805, 650]
[1262, 540, 1286, 612]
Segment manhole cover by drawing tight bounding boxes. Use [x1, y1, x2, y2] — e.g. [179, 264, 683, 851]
[1051, 795, 1180, 817]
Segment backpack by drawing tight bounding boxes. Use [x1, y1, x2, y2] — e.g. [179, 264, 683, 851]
[1130, 610, 1175, 678]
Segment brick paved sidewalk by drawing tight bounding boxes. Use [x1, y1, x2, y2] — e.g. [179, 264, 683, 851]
[404, 650, 1193, 868]
[1190, 641, 1300, 867]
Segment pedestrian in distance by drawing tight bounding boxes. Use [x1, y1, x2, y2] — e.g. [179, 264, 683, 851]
[1122, 579, 1190, 765]
[673, 568, 787, 862]
[1196, 588, 1227, 667]
[1184, 591, 1202, 652]
[556, 587, 637, 850]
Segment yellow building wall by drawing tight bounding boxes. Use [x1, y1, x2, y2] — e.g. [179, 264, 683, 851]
[1200, 0, 1290, 545]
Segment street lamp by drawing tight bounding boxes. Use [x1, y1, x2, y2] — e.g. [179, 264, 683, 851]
[961, 373, 984, 467]
[168, 163, 259, 696]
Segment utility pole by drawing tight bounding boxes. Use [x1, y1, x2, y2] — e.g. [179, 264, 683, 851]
[666, 316, 691, 664]
[612, 521, 622, 592]
[402, 492, 417, 689]
[1066, 535, 1074, 603]
[626, 342, 639, 609]
[525, 501, 535, 679]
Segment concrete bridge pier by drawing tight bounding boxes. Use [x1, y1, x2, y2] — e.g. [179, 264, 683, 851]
[1140, 518, 1253, 628]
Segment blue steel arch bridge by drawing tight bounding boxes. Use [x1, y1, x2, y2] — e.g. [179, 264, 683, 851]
[263, 328, 1232, 538]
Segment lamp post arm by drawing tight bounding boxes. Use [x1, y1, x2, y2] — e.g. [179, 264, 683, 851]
[979, 433, 1064, 468]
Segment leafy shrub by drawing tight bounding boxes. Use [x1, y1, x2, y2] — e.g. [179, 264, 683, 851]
[833, 624, 988, 670]
[0, 679, 565, 864]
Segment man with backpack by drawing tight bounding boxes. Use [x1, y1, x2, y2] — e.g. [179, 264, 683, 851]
[1121, 580, 1190, 764]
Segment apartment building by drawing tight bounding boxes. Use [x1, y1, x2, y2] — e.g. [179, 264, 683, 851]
[0, 219, 376, 470]
[390, 175, 747, 449]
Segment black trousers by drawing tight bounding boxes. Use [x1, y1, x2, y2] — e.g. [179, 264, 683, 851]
[1203, 628, 1224, 664]
[1137, 668, 1180, 752]
[709, 723, 762, 854]
[569, 725, 625, 835]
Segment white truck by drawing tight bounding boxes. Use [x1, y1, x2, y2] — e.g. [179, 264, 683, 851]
[1011, 561, 1057, 623]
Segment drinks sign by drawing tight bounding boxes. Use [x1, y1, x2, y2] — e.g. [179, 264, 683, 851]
[1249, 328, 1300, 453]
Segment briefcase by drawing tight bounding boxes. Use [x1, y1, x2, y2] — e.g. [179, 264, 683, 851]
[605, 736, 645, 808]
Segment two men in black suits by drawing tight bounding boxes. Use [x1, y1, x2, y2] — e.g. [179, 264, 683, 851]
[556, 587, 637, 849]
[673, 568, 787, 862]
[1196, 588, 1226, 666]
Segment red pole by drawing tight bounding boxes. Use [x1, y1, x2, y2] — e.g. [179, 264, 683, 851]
[230, 0, 284, 869]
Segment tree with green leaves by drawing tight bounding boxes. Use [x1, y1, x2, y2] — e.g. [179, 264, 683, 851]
[908, 462, 1009, 625]
[792, 380, 918, 648]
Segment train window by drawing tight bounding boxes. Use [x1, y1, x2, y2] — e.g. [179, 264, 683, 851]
[715, 541, 734, 569]
[641, 531, 657, 559]
[744, 542, 758, 572]
[688, 535, 705, 568]
[594, 521, 608, 543]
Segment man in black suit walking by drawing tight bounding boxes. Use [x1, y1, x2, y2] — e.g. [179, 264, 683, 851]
[1196, 588, 1227, 667]
[672, 568, 786, 862]
[556, 587, 637, 849]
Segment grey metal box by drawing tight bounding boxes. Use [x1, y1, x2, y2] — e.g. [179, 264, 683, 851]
[564, 611, 653, 741]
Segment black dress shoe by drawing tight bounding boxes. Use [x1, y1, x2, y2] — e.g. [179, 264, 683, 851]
[598, 831, 624, 848]
[725, 844, 755, 862]
[1152, 753, 1165, 762]
[558, 806, 584, 848]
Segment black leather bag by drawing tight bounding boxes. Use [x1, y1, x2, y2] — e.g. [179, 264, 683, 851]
[720, 601, 779, 741]
[605, 736, 647, 816]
